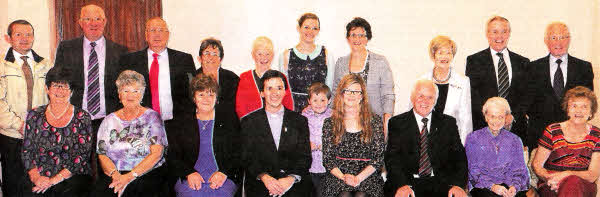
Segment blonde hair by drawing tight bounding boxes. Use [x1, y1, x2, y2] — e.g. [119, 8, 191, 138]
[252, 36, 273, 53]
[428, 35, 457, 60]
[482, 97, 511, 115]
[330, 74, 374, 145]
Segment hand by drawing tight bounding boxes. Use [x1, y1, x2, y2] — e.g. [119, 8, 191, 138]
[343, 174, 360, 187]
[310, 142, 318, 151]
[49, 175, 64, 185]
[491, 184, 508, 196]
[109, 172, 135, 195]
[506, 186, 517, 197]
[395, 185, 415, 197]
[277, 176, 295, 194]
[547, 171, 570, 191]
[18, 120, 25, 135]
[208, 171, 226, 189]
[31, 176, 52, 193]
[260, 174, 284, 196]
[504, 114, 514, 130]
[187, 172, 205, 190]
[448, 186, 467, 197]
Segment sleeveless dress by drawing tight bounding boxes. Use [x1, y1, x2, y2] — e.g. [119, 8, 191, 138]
[287, 46, 328, 111]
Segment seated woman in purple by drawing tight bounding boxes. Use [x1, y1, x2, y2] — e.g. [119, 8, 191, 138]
[465, 97, 529, 197]
[95, 70, 168, 197]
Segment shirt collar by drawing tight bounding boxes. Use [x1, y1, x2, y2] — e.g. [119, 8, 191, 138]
[490, 47, 509, 57]
[12, 49, 33, 60]
[84, 36, 105, 47]
[266, 106, 285, 117]
[550, 54, 568, 64]
[147, 48, 168, 57]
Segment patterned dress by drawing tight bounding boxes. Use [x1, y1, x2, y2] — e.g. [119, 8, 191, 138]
[538, 123, 600, 174]
[22, 105, 93, 177]
[96, 109, 168, 171]
[321, 115, 385, 197]
[287, 46, 328, 112]
[174, 120, 237, 197]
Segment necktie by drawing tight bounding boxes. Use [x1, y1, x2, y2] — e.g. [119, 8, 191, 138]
[418, 117, 432, 177]
[496, 52, 509, 98]
[553, 59, 564, 99]
[21, 56, 34, 111]
[150, 53, 161, 114]
[87, 42, 100, 116]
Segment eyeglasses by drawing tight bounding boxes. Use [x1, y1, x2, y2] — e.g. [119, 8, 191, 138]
[547, 35, 570, 41]
[343, 89, 362, 95]
[50, 84, 70, 90]
[80, 17, 104, 23]
[202, 51, 219, 57]
[350, 33, 367, 38]
[120, 88, 142, 94]
[146, 28, 168, 33]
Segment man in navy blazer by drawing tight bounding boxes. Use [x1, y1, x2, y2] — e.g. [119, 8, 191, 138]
[466, 16, 530, 143]
[520, 22, 594, 149]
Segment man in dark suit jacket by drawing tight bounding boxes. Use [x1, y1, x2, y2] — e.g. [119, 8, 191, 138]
[385, 79, 467, 197]
[241, 70, 311, 197]
[118, 17, 195, 123]
[466, 16, 530, 142]
[520, 22, 594, 149]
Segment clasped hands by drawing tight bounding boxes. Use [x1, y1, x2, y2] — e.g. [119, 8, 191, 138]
[186, 171, 228, 190]
[261, 174, 295, 197]
[546, 171, 571, 191]
[341, 173, 365, 187]
[31, 173, 66, 193]
[490, 184, 517, 197]
[108, 172, 136, 196]
[394, 185, 466, 197]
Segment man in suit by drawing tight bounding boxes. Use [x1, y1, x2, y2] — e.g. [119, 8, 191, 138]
[521, 22, 593, 149]
[466, 16, 530, 143]
[0, 19, 53, 196]
[118, 17, 195, 123]
[385, 79, 467, 197]
[241, 70, 311, 197]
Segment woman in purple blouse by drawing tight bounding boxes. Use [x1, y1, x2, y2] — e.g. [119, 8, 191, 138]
[465, 97, 529, 197]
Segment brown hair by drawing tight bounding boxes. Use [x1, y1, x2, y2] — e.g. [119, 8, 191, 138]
[189, 73, 219, 100]
[298, 13, 320, 28]
[307, 82, 331, 99]
[330, 74, 374, 144]
[562, 86, 598, 120]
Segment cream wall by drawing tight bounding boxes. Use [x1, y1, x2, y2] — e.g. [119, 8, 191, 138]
[0, 0, 52, 60]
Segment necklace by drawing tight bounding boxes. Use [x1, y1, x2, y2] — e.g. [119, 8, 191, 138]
[433, 68, 451, 83]
[48, 104, 70, 120]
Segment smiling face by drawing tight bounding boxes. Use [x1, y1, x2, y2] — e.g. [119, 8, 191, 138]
[252, 47, 273, 72]
[261, 77, 285, 112]
[411, 82, 437, 117]
[485, 105, 507, 132]
[78, 5, 106, 41]
[298, 18, 320, 44]
[346, 27, 368, 52]
[47, 82, 71, 105]
[308, 93, 329, 113]
[199, 46, 221, 70]
[433, 46, 454, 69]
[145, 18, 170, 52]
[118, 83, 143, 109]
[342, 83, 363, 108]
[544, 24, 570, 58]
[486, 20, 510, 52]
[5, 24, 34, 54]
[567, 97, 592, 124]
[194, 90, 216, 114]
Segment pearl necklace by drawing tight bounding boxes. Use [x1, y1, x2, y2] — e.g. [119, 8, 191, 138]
[48, 104, 70, 120]
[433, 68, 451, 83]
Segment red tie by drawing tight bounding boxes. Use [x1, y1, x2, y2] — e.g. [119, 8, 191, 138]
[150, 53, 161, 114]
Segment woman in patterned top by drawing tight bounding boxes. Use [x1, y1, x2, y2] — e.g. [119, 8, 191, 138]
[533, 86, 600, 197]
[322, 74, 385, 197]
[278, 13, 335, 112]
[95, 70, 168, 197]
[22, 67, 93, 196]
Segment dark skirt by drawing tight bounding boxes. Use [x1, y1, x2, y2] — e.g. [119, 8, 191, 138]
[93, 166, 167, 197]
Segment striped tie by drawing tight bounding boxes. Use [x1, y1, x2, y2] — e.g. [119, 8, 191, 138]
[418, 117, 432, 177]
[87, 42, 100, 116]
[553, 59, 564, 99]
[496, 52, 509, 98]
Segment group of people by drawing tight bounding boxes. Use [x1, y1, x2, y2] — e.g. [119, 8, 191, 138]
[0, 3, 597, 197]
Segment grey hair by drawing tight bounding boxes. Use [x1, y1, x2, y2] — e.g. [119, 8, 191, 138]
[482, 97, 511, 115]
[116, 70, 146, 92]
[410, 79, 439, 102]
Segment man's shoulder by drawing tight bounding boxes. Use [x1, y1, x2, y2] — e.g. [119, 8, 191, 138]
[568, 55, 592, 67]
[389, 111, 414, 123]
[507, 50, 529, 62]
[467, 48, 490, 59]
[58, 37, 83, 46]
[167, 48, 192, 58]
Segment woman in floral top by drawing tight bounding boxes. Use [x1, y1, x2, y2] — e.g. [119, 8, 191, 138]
[95, 70, 168, 197]
[22, 67, 93, 196]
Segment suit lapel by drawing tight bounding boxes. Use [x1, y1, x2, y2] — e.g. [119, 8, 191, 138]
[508, 50, 520, 86]
[258, 109, 279, 153]
[483, 48, 500, 92]
[540, 55, 560, 103]
[566, 55, 577, 89]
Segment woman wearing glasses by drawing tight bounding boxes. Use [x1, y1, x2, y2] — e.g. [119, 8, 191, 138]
[195, 38, 239, 106]
[332, 17, 394, 138]
[322, 74, 385, 197]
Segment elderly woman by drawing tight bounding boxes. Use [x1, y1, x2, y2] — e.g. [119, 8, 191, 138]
[416, 35, 472, 145]
[22, 67, 93, 196]
[278, 13, 335, 112]
[465, 97, 529, 197]
[195, 37, 239, 105]
[533, 86, 600, 197]
[333, 17, 394, 137]
[322, 74, 385, 197]
[167, 73, 240, 196]
[235, 36, 294, 118]
[95, 70, 168, 197]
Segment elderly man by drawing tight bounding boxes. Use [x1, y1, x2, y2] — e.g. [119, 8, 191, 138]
[521, 22, 593, 150]
[385, 79, 468, 197]
[466, 16, 530, 143]
[118, 17, 195, 122]
[0, 19, 52, 196]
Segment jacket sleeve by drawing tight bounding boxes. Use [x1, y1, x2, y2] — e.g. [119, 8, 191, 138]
[458, 77, 473, 145]
[289, 116, 311, 178]
[165, 117, 196, 179]
[378, 56, 395, 115]
[444, 119, 469, 188]
[0, 62, 24, 131]
[384, 116, 409, 190]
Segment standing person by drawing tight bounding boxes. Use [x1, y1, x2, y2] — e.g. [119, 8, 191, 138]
[466, 16, 530, 142]
[321, 74, 386, 197]
[416, 35, 472, 145]
[241, 70, 311, 196]
[195, 37, 239, 106]
[521, 22, 594, 150]
[0, 19, 52, 196]
[118, 17, 196, 123]
[235, 36, 294, 119]
[333, 17, 394, 137]
[278, 13, 335, 112]
[301, 82, 333, 197]
[385, 79, 467, 197]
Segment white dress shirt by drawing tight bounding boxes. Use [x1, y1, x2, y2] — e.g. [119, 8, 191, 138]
[11, 50, 34, 70]
[490, 48, 512, 85]
[82, 36, 107, 120]
[147, 48, 174, 120]
[549, 54, 568, 87]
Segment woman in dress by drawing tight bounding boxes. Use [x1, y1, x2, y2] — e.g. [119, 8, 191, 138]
[168, 73, 240, 197]
[95, 70, 168, 197]
[416, 35, 472, 145]
[533, 86, 600, 197]
[322, 74, 385, 197]
[278, 13, 335, 111]
[333, 17, 394, 137]
[195, 37, 239, 105]
[22, 67, 93, 196]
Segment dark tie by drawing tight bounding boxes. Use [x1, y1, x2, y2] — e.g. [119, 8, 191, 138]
[496, 52, 509, 98]
[150, 53, 161, 114]
[21, 56, 33, 111]
[553, 59, 564, 99]
[87, 42, 100, 116]
[418, 117, 432, 177]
